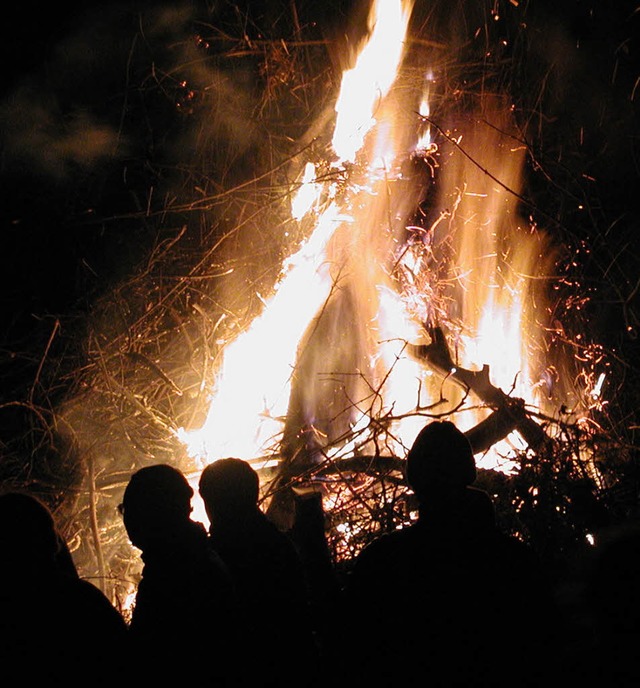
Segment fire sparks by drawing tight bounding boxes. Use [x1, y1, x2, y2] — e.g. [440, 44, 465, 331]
[178, 0, 602, 490]
[179, 0, 421, 466]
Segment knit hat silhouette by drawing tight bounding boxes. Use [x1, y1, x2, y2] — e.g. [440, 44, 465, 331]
[405, 421, 476, 497]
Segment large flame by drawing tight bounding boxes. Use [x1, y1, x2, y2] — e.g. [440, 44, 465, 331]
[331, 0, 415, 164]
[179, 0, 554, 475]
[430, 108, 555, 471]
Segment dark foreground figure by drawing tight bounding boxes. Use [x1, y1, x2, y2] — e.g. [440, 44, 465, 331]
[344, 420, 562, 688]
[199, 458, 320, 688]
[288, 486, 346, 670]
[121, 463, 240, 687]
[0, 491, 129, 687]
[565, 516, 640, 687]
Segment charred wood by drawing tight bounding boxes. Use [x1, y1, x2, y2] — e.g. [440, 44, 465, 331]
[408, 326, 552, 452]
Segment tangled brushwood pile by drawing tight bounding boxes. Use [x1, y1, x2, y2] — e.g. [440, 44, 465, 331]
[0, 0, 638, 610]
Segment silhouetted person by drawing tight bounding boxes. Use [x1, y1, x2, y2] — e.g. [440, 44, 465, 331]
[289, 487, 345, 669]
[0, 491, 130, 687]
[121, 464, 240, 687]
[343, 420, 561, 688]
[199, 458, 320, 688]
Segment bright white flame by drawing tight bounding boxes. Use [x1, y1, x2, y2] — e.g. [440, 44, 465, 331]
[374, 285, 433, 452]
[331, 0, 414, 164]
[291, 162, 321, 220]
[178, 204, 345, 461]
[370, 119, 395, 174]
[463, 290, 530, 396]
[457, 288, 532, 474]
[416, 71, 433, 150]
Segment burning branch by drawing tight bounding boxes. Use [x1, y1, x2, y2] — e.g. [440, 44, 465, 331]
[408, 326, 553, 453]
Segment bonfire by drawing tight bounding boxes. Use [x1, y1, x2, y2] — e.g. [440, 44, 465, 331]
[1, 1, 636, 613]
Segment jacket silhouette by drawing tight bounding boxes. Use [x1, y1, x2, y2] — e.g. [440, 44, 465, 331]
[344, 421, 561, 687]
[0, 491, 130, 687]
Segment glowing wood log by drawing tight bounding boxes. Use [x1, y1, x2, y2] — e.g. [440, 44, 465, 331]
[408, 326, 552, 453]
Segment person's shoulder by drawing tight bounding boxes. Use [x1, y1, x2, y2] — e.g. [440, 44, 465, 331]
[353, 525, 416, 570]
[344, 526, 418, 598]
[489, 531, 551, 580]
[53, 575, 129, 636]
[74, 578, 125, 611]
[258, 512, 303, 552]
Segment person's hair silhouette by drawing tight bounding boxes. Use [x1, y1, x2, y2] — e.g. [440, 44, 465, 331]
[405, 419, 477, 494]
[199, 456, 260, 523]
[121, 463, 240, 687]
[120, 463, 194, 550]
[199, 458, 320, 688]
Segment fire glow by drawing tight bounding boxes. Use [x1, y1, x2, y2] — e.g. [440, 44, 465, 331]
[177, 0, 594, 477]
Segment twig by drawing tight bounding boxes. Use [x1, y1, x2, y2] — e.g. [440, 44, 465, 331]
[29, 319, 60, 405]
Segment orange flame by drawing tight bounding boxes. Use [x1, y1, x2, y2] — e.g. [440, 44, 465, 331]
[179, 0, 563, 476]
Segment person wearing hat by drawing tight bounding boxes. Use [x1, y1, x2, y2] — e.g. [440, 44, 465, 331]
[342, 420, 561, 688]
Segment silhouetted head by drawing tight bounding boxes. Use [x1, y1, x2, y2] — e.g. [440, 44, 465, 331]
[199, 458, 259, 524]
[0, 491, 60, 572]
[405, 421, 476, 503]
[121, 464, 193, 550]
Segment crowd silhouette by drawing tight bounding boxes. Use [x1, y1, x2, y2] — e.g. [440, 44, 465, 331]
[1, 419, 639, 686]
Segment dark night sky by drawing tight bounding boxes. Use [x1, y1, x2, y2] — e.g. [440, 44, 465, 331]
[0, 0, 638, 401]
